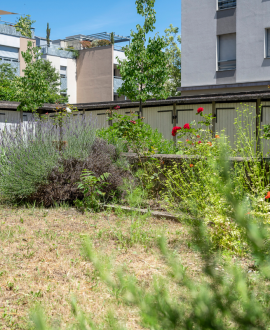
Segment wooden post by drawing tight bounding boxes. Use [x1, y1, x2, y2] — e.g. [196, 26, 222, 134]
[212, 101, 216, 137]
[83, 109, 85, 119]
[173, 103, 177, 145]
[109, 107, 112, 126]
[256, 98, 262, 154]
[20, 110, 23, 135]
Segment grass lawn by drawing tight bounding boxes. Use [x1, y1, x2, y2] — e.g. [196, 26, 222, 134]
[0, 206, 251, 330]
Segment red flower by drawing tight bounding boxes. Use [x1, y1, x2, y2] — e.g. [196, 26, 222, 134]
[198, 141, 202, 144]
[190, 164, 194, 168]
[265, 192, 270, 199]
[183, 123, 190, 129]
[130, 120, 136, 124]
[197, 107, 204, 113]
[46, 112, 49, 115]
[114, 105, 120, 110]
[171, 126, 181, 136]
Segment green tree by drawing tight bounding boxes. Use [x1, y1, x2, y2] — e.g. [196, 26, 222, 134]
[164, 24, 181, 96]
[117, 0, 169, 116]
[0, 64, 18, 101]
[46, 23, 51, 47]
[110, 32, 115, 45]
[0, 42, 67, 110]
[15, 15, 35, 39]
[16, 42, 67, 111]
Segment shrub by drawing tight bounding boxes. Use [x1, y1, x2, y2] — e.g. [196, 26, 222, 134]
[27, 138, 132, 207]
[0, 116, 96, 203]
[97, 109, 177, 154]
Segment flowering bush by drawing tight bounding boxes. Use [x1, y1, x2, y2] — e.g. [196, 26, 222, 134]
[98, 106, 177, 155]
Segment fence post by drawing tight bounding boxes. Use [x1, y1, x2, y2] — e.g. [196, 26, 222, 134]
[173, 103, 177, 145]
[256, 98, 262, 154]
[109, 107, 112, 126]
[20, 110, 23, 135]
[83, 109, 85, 119]
[212, 101, 216, 137]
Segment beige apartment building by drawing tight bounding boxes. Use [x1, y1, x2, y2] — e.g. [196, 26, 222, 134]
[0, 10, 129, 103]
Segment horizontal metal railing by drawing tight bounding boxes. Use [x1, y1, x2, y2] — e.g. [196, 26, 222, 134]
[0, 56, 19, 62]
[218, 59, 236, 71]
[218, 0, 236, 10]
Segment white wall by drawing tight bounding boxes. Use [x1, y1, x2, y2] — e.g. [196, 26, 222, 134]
[67, 58, 77, 103]
[42, 55, 77, 103]
[113, 49, 125, 65]
[0, 34, 20, 48]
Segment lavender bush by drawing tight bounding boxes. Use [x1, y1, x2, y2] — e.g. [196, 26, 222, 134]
[0, 116, 96, 202]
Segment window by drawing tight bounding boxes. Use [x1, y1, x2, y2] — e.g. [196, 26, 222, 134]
[0, 45, 19, 60]
[266, 29, 270, 58]
[218, 33, 236, 71]
[60, 66, 67, 78]
[218, 0, 236, 10]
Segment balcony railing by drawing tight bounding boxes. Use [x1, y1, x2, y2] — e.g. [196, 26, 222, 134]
[0, 57, 20, 75]
[218, 0, 236, 10]
[41, 46, 75, 59]
[218, 59, 236, 71]
[0, 21, 35, 38]
[114, 76, 123, 94]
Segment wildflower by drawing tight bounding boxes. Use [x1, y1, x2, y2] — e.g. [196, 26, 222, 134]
[114, 105, 120, 110]
[45, 112, 49, 115]
[265, 192, 270, 199]
[207, 142, 212, 146]
[215, 134, 220, 138]
[66, 107, 72, 113]
[190, 164, 194, 167]
[186, 139, 189, 142]
[198, 141, 202, 144]
[130, 120, 136, 124]
[197, 135, 200, 138]
[172, 126, 181, 136]
[197, 107, 204, 113]
[183, 123, 190, 129]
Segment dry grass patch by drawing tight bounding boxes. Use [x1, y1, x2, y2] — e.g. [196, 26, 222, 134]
[0, 206, 205, 329]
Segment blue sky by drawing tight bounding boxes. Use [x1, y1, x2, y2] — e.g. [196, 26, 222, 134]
[1, 0, 181, 41]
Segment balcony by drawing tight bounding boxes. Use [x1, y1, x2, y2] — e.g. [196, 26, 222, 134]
[218, 59, 236, 71]
[41, 45, 75, 59]
[0, 57, 20, 75]
[114, 76, 123, 94]
[218, 0, 236, 10]
[0, 22, 35, 38]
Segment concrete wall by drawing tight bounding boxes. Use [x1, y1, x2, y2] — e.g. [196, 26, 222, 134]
[77, 46, 113, 103]
[19, 38, 36, 76]
[237, 0, 270, 83]
[181, 0, 217, 88]
[181, 0, 270, 95]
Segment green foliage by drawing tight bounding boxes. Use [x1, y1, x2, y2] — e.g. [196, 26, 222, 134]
[46, 23, 51, 47]
[97, 109, 176, 154]
[76, 170, 110, 212]
[164, 24, 181, 96]
[110, 32, 115, 44]
[117, 0, 170, 107]
[0, 42, 67, 109]
[0, 63, 17, 101]
[15, 15, 35, 39]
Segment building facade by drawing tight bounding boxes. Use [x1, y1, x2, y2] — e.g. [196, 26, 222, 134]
[0, 15, 128, 104]
[180, 0, 270, 96]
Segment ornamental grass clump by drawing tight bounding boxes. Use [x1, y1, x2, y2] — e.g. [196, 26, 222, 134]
[0, 116, 96, 202]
